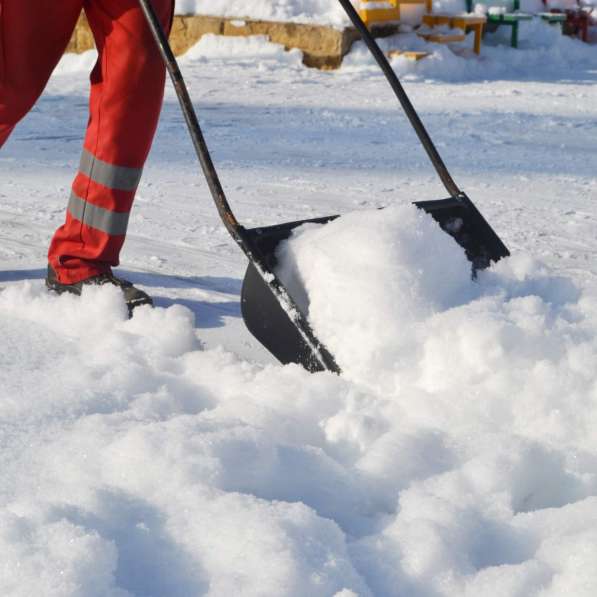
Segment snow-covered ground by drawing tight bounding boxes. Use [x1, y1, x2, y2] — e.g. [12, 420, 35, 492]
[171, 0, 597, 29]
[173, 0, 352, 27]
[1, 26, 597, 597]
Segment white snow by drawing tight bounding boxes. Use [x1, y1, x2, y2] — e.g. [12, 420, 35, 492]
[172, 0, 597, 28]
[345, 18, 597, 81]
[173, 0, 357, 27]
[184, 34, 304, 68]
[2, 21, 597, 597]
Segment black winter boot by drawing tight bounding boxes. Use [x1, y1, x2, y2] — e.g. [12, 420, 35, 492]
[45, 266, 153, 315]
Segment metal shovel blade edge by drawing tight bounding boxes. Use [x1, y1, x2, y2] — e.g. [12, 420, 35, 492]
[240, 195, 509, 373]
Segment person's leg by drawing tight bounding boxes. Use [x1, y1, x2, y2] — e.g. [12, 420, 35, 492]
[0, 0, 83, 148]
[48, 0, 174, 284]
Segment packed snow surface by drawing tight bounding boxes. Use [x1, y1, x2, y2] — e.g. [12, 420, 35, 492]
[2, 26, 597, 597]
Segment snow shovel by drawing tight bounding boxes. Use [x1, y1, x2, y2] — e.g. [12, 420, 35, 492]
[139, 0, 509, 375]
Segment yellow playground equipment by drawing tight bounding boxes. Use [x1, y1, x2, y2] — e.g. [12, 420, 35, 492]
[357, 0, 432, 26]
[358, 0, 488, 55]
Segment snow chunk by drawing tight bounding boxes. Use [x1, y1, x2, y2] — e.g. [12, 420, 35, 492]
[0, 513, 128, 597]
[276, 205, 475, 388]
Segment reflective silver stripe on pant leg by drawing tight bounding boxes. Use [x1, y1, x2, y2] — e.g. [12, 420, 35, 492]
[68, 192, 130, 236]
[79, 149, 143, 191]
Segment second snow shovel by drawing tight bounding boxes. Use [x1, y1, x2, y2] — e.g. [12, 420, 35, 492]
[139, 0, 509, 375]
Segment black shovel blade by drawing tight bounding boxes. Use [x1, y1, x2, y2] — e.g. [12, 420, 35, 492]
[416, 193, 510, 270]
[240, 214, 339, 373]
[241, 196, 509, 372]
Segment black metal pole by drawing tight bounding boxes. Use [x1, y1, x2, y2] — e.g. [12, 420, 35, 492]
[336, 0, 462, 198]
[137, 0, 243, 241]
[137, 0, 341, 374]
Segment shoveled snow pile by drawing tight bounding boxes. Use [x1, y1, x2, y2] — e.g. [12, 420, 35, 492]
[3, 206, 597, 595]
[343, 18, 597, 82]
[276, 205, 476, 389]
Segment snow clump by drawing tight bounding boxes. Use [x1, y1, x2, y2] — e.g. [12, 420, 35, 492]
[3, 207, 597, 595]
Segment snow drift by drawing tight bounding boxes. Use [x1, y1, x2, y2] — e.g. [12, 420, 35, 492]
[3, 14, 597, 596]
[3, 205, 597, 595]
[343, 18, 597, 83]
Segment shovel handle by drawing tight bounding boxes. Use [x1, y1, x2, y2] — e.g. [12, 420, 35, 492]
[137, 0, 244, 242]
[138, 0, 341, 373]
[336, 0, 462, 198]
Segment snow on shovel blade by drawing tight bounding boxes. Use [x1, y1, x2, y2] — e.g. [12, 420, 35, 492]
[241, 215, 340, 373]
[138, 0, 509, 374]
[416, 192, 510, 272]
[240, 195, 509, 373]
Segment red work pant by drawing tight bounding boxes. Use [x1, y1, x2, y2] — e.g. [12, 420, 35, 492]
[0, 0, 173, 283]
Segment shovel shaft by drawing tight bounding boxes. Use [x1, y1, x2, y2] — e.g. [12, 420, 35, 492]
[137, 0, 507, 376]
[137, 0, 242, 241]
[337, 0, 462, 198]
[137, 0, 341, 373]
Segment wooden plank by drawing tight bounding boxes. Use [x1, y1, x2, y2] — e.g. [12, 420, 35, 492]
[418, 32, 467, 42]
[387, 49, 430, 59]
